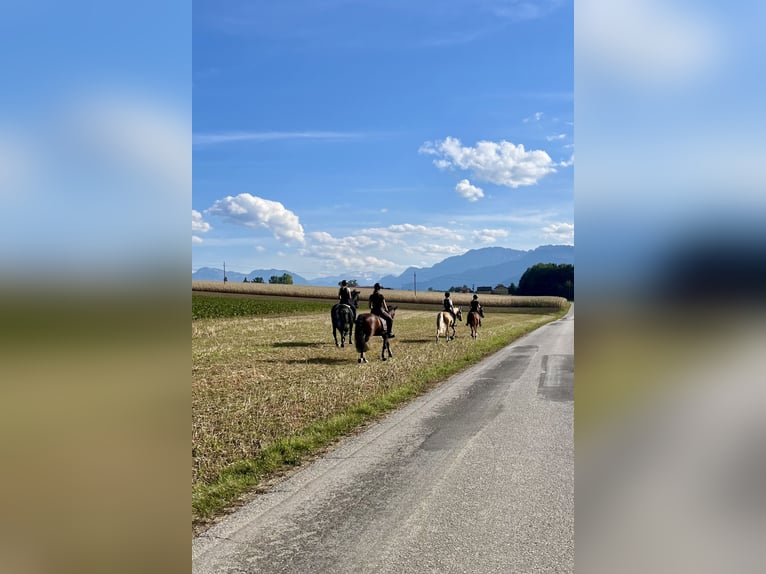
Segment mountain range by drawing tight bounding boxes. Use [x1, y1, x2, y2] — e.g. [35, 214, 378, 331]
[192, 245, 574, 290]
[377, 245, 573, 291]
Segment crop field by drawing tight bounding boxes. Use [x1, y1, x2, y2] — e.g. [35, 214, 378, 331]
[192, 280, 568, 309]
[192, 288, 568, 528]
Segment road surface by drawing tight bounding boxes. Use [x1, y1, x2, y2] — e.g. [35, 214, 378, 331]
[193, 307, 574, 573]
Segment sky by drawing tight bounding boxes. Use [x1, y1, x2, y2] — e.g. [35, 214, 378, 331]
[192, 0, 573, 281]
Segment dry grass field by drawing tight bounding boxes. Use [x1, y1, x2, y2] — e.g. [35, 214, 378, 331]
[192, 286, 568, 527]
[192, 280, 568, 309]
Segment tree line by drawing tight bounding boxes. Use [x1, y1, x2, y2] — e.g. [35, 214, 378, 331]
[447, 263, 574, 300]
[242, 273, 294, 285]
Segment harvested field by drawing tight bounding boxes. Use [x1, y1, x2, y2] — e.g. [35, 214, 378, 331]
[192, 293, 568, 526]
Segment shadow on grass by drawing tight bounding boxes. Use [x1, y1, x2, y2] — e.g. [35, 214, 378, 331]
[272, 341, 324, 348]
[291, 357, 353, 365]
[258, 356, 352, 366]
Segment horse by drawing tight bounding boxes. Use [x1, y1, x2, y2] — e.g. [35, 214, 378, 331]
[354, 306, 397, 363]
[436, 307, 462, 342]
[331, 290, 359, 348]
[466, 310, 481, 340]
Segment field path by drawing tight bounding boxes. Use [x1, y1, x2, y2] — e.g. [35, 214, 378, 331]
[193, 306, 574, 573]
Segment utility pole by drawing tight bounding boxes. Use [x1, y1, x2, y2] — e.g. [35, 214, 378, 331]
[414, 272, 417, 297]
[223, 261, 227, 283]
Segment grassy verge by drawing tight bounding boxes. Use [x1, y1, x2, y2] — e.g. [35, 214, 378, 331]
[192, 299, 569, 530]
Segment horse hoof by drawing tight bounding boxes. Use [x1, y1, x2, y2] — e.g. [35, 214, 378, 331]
[382, 357, 387, 361]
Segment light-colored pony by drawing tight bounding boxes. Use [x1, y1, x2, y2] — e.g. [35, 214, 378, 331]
[436, 307, 462, 342]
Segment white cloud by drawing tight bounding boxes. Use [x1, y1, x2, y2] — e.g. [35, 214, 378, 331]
[192, 210, 211, 233]
[402, 243, 466, 257]
[192, 210, 211, 244]
[299, 223, 473, 276]
[559, 154, 574, 167]
[206, 193, 305, 244]
[420, 136, 556, 188]
[543, 222, 574, 244]
[546, 133, 567, 141]
[471, 228, 509, 244]
[455, 179, 484, 202]
[523, 111, 545, 123]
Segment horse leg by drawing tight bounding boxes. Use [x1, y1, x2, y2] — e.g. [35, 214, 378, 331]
[333, 325, 339, 347]
[381, 336, 387, 361]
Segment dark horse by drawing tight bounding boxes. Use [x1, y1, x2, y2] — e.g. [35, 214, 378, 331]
[331, 290, 359, 348]
[354, 306, 397, 363]
[466, 310, 481, 340]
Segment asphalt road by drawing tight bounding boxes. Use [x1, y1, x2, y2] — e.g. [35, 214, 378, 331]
[193, 307, 574, 574]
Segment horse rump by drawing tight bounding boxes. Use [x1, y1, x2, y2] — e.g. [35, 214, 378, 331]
[354, 315, 370, 352]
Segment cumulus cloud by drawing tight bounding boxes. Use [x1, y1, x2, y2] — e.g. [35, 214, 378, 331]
[455, 179, 484, 202]
[300, 224, 472, 275]
[206, 193, 305, 244]
[192, 209, 212, 244]
[471, 228, 509, 244]
[543, 222, 574, 244]
[192, 210, 211, 233]
[419, 136, 556, 188]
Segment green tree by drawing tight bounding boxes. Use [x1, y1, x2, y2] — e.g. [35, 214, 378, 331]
[253, 276, 264, 283]
[518, 263, 574, 299]
[269, 273, 294, 285]
[243, 277, 249, 283]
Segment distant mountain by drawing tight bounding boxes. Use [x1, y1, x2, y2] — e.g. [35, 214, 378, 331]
[191, 245, 574, 290]
[192, 267, 309, 285]
[376, 245, 574, 291]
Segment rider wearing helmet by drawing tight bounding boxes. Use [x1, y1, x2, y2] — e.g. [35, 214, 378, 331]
[469, 293, 484, 318]
[338, 280, 356, 320]
[369, 283, 394, 337]
[443, 291, 457, 324]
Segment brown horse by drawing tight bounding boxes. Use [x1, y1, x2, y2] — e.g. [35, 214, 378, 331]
[466, 310, 481, 339]
[354, 306, 397, 363]
[436, 307, 462, 342]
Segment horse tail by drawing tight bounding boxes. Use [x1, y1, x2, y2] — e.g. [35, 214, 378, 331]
[436, 312, 444, 336]
[354, 316, 369, 352]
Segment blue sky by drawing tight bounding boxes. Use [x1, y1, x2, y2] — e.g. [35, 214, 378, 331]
[193, 0, 573, 281]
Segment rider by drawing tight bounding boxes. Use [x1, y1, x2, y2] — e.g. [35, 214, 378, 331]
[338, 280, 356, 320]
[443, 292, 457, 324]
[369, 282, 394, 338]
[469, 293, 484, 318]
